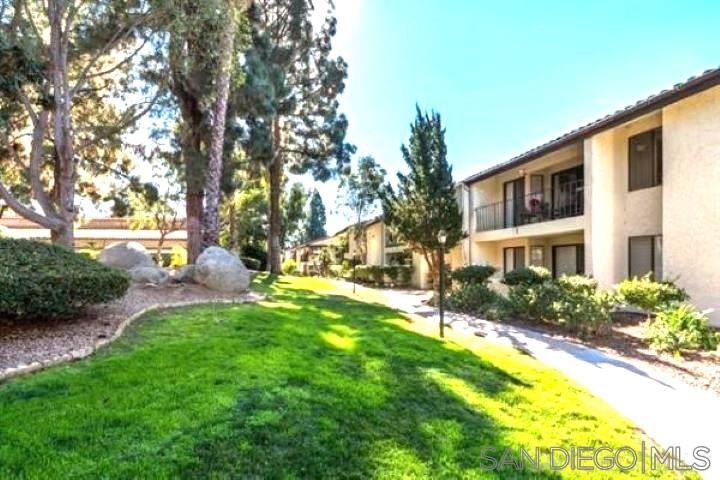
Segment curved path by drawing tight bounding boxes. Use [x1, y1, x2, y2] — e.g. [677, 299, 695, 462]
[339, 282, 719, 478]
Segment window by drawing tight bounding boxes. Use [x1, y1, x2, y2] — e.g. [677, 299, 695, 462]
[386, 251, 411, 266]
[629, 235, 662, 280]
[629, 127, 662, 191]
[552, 245, 585, 277]
[530, 245, 544, 267]
[503, 246, 525, 273]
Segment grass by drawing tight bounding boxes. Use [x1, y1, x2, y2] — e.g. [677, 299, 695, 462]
[0, 275, 690, 478]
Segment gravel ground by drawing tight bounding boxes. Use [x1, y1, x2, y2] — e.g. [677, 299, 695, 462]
[0, 283, 261, 375]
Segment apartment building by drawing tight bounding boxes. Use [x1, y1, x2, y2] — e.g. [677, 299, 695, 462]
[454, 68, 720, 324]
[346, 218, 432, 289]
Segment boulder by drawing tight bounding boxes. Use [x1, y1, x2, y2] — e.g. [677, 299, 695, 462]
[128, 265, 169, 285]
[98, 242, 155, 270]
[172, 265, 197, 284]
[193, 247, 249, 293]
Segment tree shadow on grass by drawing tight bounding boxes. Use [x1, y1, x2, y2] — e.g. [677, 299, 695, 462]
[0, 279, 647, 478]
[166, 288, 562, 478]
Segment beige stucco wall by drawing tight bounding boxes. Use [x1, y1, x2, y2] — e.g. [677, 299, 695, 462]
[584, 112, 663, 288]
[364, 222, 384, 266]
[662, 86, 720, 325]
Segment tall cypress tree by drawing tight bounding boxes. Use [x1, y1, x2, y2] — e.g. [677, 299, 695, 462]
[237, 0, 354, 273]
[381, 106, 463, 284]
[305, 190, 327, 241]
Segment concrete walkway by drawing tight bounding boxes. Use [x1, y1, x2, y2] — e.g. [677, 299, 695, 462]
[342, 283, 720, 477]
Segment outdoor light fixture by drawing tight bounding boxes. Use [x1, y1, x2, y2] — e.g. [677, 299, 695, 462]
[518, 168, 527, 177]
[437, 229, 447, 338]
[437, 230, 447, 245]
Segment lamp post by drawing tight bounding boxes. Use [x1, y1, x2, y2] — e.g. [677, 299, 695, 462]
[437, 229, 447, 338]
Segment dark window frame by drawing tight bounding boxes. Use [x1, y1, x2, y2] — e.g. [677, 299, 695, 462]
[503, 246, 526, 274]
[503, 177, 525, 228]
[551, 244, 585, 278]
[628, 127, 663, 192]
[550, 165, 584, 219]
[628, 235, 662, 280]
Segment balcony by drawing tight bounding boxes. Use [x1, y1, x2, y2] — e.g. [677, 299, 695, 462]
[475, 180, 585, 232]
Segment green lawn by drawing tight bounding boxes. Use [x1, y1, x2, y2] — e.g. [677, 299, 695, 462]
[0, 275, 687, 478]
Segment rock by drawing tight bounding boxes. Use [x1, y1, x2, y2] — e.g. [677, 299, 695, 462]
[128, 265, 169, 285]
[193, 247, 249, 293]
[173, 265, 197, 284]
[98, 242, 155, 270]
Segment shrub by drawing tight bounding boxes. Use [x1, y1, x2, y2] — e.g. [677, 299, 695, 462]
[616, 275, 688, 314]
[647, 303, 718, 354]
[281, 258, 298, 275]
[398, 265, 413, 287]
[553, 276, 615, 336]
[0, 239, 130, 318]
[450, 265, 497, 286]
[329, 265, 344, 278]
[383, 265, 400, 284]
[354, 265, 369, 282]
[503, 282, 558, 323]
[447, 283, 502, 319]
[241, 256, 262, 271]
[241, 244, 267, 270]
[502, 274, 615, 336]
[368, 265, 385, 284]
[170, 245, 187, 268]
[503, 266, 551, 287]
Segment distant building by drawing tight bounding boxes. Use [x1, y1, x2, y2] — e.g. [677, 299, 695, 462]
[0, 214, 186, 252]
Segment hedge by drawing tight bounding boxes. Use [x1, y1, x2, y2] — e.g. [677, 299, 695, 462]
[0, 239, 130, 318]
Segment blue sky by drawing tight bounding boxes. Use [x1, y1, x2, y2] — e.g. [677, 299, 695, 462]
[315, 0, 720, 233]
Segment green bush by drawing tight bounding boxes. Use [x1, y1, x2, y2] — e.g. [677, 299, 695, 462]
[503, 274, 615, 336]
[503, 266, 551, 287]
[616, 275, 688, 314]
[552, 276, 615, 336]
[241, 256, 262, 271]
[241, 244, 267, 270]
[281, 258, 298, 275]
[398, 265, 413, 287]
[450, 265, 497, 286]
[383, 265, 400, 284]
[447, 283, 502, 319]
[354, 265, 369, 282]
[328, 265, 344, 278]
[0, 239, 130, 318]
[647, 303, 718, 354]
[368, 265, 384, 284]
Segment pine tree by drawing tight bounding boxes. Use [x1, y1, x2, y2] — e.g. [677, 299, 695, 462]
[381, 107, 463, 284]
[237, 0, 354, 273]
[282, 182, 307, 248]
[305, 190, 327, 241]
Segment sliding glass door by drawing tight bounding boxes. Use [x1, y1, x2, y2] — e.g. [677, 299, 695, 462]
[503, 178, 525, 228]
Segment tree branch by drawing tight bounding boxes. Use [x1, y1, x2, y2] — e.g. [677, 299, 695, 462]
[0, 179, 64, 229]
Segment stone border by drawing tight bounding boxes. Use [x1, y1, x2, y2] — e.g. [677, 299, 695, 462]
[0, 293, 265, 383]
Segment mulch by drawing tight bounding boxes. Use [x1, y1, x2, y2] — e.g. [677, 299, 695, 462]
[0, 283, 260, 376]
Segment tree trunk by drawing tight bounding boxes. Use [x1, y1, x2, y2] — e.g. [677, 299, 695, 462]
[186, 190, 204, 263]
[50, 224, 73, 246]
[267, 155, 283, 274]
[266, 117, 283, 274]
[48, 0, 75, 247]
[202, 7, 236, 247]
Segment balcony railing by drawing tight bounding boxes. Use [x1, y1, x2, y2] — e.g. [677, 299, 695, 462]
[475, 180, 585, 232]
